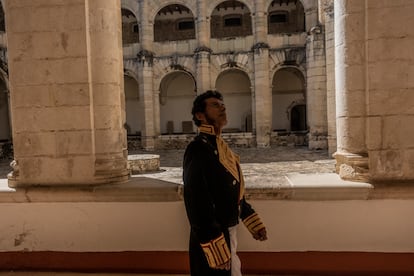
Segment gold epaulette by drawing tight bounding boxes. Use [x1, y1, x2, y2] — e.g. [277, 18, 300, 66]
[200, 233, 231, 268]
[243, 212, 266, 236]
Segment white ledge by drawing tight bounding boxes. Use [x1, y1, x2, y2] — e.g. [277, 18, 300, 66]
[1, 173, 414, 203]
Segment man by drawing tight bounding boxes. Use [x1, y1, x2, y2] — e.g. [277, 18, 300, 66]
[183, 90, 268, 276]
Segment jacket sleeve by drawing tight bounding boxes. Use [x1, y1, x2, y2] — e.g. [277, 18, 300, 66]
[183, 141, 230, 268]
[240, 197, 266, 237]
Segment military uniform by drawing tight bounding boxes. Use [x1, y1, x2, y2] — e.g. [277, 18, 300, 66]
[183, 124, 266, 276]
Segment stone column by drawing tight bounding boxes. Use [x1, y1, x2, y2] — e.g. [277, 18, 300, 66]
[334, 0, 368, 182]
[137, 0, 155, 149]
[195, 0, 211, 94]
[137, 51, 156, 150]
[320, 0, 336, 156]
[5, 0, 129, 187]
[253, 45, 271, 148]
[138, 0, 153, 51]
[252, 0, 268, 44]
[306, 4, 328, 150]
[252, 0, 271, 147]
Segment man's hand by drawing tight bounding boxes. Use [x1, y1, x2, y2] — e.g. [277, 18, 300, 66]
[253, 227, 268, 241]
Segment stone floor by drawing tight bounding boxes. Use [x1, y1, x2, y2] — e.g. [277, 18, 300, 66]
[0, 146, 336, 185]
[128, 146, 336, 188]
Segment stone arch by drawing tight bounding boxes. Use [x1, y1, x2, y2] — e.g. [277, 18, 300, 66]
[153, 3, 196, 42]
[271, 66, 306, 132]
[267, 0, 305, 34]
[124, 69, 142, 136]
[210, 0, 253, 39]
[153, 56, 197, 91]
[215, 68, 252, 132]
[121, 0, 139, 17]
[159, 70, 197, 134]
[147, 0, 197, 19]
[206, 0, 254, 17]
[210, 52, 254, 89]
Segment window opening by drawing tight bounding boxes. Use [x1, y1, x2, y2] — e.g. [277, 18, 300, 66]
[224, 16, 242, 27]
[178, 20, 195, 31]
[270, 12, 288, 23]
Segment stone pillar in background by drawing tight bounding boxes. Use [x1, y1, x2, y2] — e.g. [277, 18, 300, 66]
[252, 0, 268, 44]
[5, 0, 129, 187]
[320, 0, 336, 156]
[252, 0, 271, 148]
[137, 1, 155, 150]
[253, 46, 271, 148]
[334, 0, 369, 182]
[195, 0, 211, 94]
[306, 4, 328, 151]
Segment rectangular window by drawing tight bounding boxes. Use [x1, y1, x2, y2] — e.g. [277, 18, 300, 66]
[132, 24, 139, 33]
[177, 20, 195, 30]
[224, 16, 242, 27]
[270, 12, 288, 23]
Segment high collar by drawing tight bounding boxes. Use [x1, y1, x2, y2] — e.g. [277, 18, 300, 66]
[198, 124, 217, 136]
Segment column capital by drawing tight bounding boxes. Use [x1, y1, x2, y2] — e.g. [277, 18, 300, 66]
[137, 50, 155, 66]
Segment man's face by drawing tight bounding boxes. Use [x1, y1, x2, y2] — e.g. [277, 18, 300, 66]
[198, 97, 227, 130]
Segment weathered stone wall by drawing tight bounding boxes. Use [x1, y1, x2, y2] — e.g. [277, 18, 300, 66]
[365, 1, 414, 182]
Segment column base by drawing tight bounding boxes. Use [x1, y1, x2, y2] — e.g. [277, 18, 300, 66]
[334, 152, 369, 182]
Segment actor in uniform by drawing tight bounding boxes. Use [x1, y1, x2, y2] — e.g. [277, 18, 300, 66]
[183, 90, 268, 276]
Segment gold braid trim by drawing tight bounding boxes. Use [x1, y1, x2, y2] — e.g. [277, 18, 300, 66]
[198, 124, 241, 185]
[243, 212, 266, 236]
[200, 233, 231, 268]
[216, 136, 240, 183]
[198, 124, 215, 135]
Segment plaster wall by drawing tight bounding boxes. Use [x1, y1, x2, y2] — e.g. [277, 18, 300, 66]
[0, 199, 413, 253]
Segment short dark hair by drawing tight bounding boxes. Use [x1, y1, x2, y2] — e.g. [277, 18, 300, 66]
[191, 90, 223, 126]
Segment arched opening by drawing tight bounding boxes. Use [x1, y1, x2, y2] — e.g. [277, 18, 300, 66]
[268, 0, 305, 34]
[154, 4, 195, 42]
[121, 9, 139, 45]
[159, 72, 196, 134]
[124, 74, 142, 136]
[215, 69, 252, 132]
[0, 75, 9, 141]
[290, 104, 306, 131]
[0, 2, 4, 32]
[211, 1, 252, 39]
[272, 67, 306, 132]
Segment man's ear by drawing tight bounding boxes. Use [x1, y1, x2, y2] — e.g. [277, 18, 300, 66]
[195, 112, 206, 123]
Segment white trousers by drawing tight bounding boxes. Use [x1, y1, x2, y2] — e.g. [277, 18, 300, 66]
[228, 225, 242, 276]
